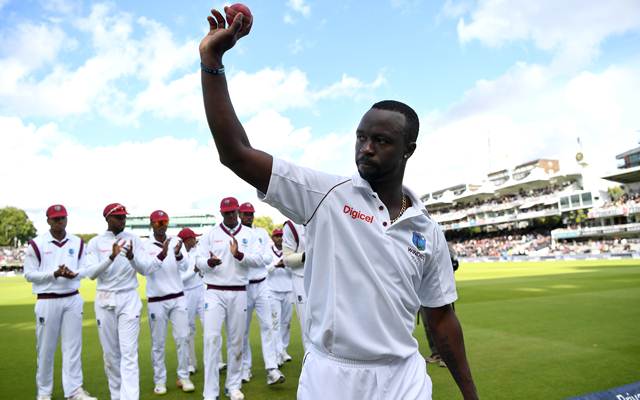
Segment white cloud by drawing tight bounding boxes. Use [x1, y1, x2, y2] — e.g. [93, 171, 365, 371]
[405, 63, 640, 194]
[287, 0, 311, 17]
[452, 0, 640, 69]
[0, 108, 362, 234]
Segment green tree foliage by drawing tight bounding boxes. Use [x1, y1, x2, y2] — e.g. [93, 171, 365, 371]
[607, 186, 625, 202]
[76, 233, 98, 243]
[253, 215, 282, 234]
[0, 207, 37, 246]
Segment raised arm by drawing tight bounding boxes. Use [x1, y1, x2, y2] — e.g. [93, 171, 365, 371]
[425, 305, 478, 399]
[199, 8, 272, 193]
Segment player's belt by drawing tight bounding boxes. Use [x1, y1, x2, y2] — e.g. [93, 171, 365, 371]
[206, 284, 246, 291]
[37, 290, 79, 299]
[148, 291, 184, 303]
[249, 277, 266, 284]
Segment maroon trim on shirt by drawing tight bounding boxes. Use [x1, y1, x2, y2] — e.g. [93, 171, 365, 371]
[78, 239, 85, 261]
[28, 240, 42, 264]
[153, 242, 163, 249]
[51, 238, 69, 248]
[271, 246, 283, 258]
[249, 277, 266, 284]
[148, 291, 184, 303]
[206, 284, 246, 291]
[220, 223, 242, 237]
[284, 221, 299, 252]
[37, 290, 79, 299]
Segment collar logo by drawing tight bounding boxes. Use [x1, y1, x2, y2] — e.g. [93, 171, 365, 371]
[412, 232, 426, 251]
[68, 248, 75, 255]
[54, 206, 61, 211]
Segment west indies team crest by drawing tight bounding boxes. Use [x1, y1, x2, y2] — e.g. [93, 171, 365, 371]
[412, 232, 426, 251]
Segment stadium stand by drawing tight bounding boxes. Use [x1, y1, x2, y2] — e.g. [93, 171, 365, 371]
[424, 147, 640, 261]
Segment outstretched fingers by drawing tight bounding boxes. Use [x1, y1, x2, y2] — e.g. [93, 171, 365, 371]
[213, 9, 226, 29]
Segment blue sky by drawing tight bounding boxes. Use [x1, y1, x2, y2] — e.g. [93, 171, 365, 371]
[1, 0, 640, 233]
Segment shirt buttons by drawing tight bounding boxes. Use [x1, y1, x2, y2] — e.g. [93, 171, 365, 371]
[383, 222, 388, 227]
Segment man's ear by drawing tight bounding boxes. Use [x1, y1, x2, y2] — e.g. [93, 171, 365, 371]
[404, 141, 417, 159]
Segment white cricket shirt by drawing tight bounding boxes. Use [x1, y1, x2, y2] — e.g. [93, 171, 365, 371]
[247, 226, 272, 281]
[282, 221, 306, 278]
[266, 245, 292, 293]
[82, 230, 161, 292]
[181, 247, 203, 290]
[195, 223, 263, 286]
[140, 236, 188, 298]
[259, 158, 457, 361]
[24, 231, 84, 294]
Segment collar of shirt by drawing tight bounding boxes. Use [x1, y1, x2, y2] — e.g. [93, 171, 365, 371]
[220, 222, 242, 237]
[350, 172, 430, 223]
[44, 230, 69, 247]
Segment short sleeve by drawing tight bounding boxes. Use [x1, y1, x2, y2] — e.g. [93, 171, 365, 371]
[258, 158, 348, 224]
[418, 223, 458, 308]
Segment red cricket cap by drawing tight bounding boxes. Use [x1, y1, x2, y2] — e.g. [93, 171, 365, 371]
[103, 203, 128, 217]
[239, 202, 255, 213]
[46, 204, 67, 218]
[272, 228, 283, 236]
[150, 210, 169, 223]
[220, 197, 240, 212]
[178, 228, 201, 240]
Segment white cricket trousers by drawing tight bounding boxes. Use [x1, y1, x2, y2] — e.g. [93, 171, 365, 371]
[94, 289, 141, 400]
[34, 293, 84, 398]
[147, 295, 190, 384]
[269, 290, 293, 357]
[184, 285, 204, 370]
[241, 280, 278, 372]
[203, 287, 247, 399]
[292, 275, 309, 350]
[298, 346, 432, 400]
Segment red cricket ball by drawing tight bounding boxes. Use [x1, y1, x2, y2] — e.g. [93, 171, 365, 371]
[225, 3, 253, 27]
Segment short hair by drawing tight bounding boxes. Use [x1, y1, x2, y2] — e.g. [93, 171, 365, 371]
[371, 100, 419, 144]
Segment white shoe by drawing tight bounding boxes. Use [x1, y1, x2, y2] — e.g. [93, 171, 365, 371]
[37, 396, 51, 400]
[188, 365, 196, 374]
[176, 377, 195, 392]
[153, 383, 167, 395]
[266, 368, 286, 385]
[218, 362, 227, 371]
[67, 388, 97, 400]
[241, 369, 252, 383]
[228, 389, 244, 400]
[281, 351, 292, 362]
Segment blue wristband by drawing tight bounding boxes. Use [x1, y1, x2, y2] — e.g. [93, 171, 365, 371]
[201, 62, 225, 75]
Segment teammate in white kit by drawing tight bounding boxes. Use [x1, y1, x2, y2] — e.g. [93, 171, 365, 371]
[24, 205, 97, 400]
[198, 12, 478, 399]
[82, 203, 167, 400]
[266, 228, 294, 365]
[238, 202, 285, 385]
[177, 227, 204, 375]
[140, 210, 195, 395]
[196, 197, 264, 400]
[281, 220, 308, 352]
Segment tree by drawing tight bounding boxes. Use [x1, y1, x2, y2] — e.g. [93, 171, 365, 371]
[0, 207, 37, 246]
[253, 216, 281, 234]
[607, 186, 625, 202]
[76, 233, 98, 243]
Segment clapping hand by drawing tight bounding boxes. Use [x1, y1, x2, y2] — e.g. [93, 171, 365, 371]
[109, 240, 125, 261]
[207, 251, 222, 268]
[54, 264, 78, 279]
[174, 239, 183, 257]
[275, 259, 285, 268]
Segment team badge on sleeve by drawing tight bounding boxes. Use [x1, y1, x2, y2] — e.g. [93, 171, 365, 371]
[412, 232, 426, 251]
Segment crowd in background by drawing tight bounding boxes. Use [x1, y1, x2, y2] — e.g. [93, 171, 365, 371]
[429, 182, 575, 217]
[600, 189, 640, 208]
[450, 234, 640, 258]
[0, 246, 26, 270]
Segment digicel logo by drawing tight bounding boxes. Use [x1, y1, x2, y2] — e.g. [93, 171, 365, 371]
[343, 204, 374, 224]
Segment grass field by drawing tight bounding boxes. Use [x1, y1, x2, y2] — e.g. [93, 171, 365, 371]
[0, 259, 638, 399]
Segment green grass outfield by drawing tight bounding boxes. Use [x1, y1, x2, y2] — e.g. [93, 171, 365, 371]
[0, 259, 638, 399]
